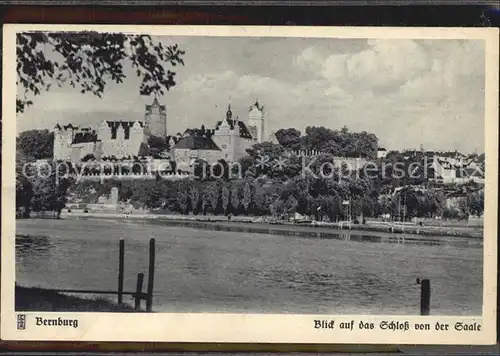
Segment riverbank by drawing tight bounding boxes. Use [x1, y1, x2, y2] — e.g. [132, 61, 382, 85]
[58, 211, 483, 240]
[15, 285, 136, 312]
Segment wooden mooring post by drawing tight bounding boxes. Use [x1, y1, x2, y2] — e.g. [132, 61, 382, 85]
[44, 238, 156, 312]
[117, 239, 125, 304]
[146, 238, 156, 312]
[419, 278, 431, 316]
[134, 273, 144, 311]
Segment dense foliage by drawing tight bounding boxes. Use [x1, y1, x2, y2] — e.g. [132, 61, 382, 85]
[17, 129, 54, 160]
[275, 126, 378, 159]
[64, 173, 483, 222]
[16, 159, 73, 218]
[17, 31, 185, 113]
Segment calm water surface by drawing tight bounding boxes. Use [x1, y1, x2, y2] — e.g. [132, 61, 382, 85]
[15, 218, 483, 315]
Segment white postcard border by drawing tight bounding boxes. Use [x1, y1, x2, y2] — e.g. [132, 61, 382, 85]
[2, 24, 499, 344]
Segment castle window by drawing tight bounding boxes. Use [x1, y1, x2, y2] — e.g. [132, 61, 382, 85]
[111, 126, 117, 139]
[222, 144, 227, 149]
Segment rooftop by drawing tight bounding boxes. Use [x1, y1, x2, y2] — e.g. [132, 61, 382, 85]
[215, 119, 254, 139]
[145, 97, 166, 113]
[105, 121, 144, 129]
[72, 131, 99, 144]
[174, 135, 221, 151]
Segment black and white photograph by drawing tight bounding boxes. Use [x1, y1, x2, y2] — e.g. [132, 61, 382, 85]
[2, 25, 498, 344]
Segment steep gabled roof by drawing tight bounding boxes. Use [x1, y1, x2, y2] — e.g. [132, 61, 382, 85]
[215, 119, 253, 139]
[174, 135, 221, 151]
[72, 131, 99, 144]
[105, 120, 144, 128]
[465, 167, 484, 178]
[145, 97, 166, 113]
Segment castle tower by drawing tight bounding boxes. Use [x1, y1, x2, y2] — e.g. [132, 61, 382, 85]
[213, 100, 238, 162]
[248, 100, 265, 143]
[144, 96, 167, 138]
[53, 123, 75, 161]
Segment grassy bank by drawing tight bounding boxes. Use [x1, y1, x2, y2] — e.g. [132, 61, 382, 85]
[15, 285, 137, 312]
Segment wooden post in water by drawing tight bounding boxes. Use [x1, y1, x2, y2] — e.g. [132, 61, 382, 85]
[146, 238, 156, 312]
[117, 239, 125, 305]
[134, 273, 144, 311]
[420, 279, 431, 315]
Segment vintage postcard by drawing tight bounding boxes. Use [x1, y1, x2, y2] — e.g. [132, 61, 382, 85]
[1, 24, 498, 344]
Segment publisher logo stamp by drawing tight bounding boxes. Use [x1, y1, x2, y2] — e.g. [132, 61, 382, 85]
[17, 314, 26, 330]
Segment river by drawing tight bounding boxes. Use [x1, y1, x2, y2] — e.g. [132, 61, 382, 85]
[15, 218, 483, 315]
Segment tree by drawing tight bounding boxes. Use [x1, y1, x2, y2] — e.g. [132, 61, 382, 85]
[16, 150, 34, 218]
[30, 162, 72, 218]
[289, 126, 379, 159]
[148, 135, 168, 158]
[221, 184, 230, 215]
[146, 185, 162, 210]
[244, 142, 286, 177]
[230, 184, 240, 213]
[237, 156, 254, 178]
[285, 195, 298, 216]
[176, 182, 190, 214]
[205, 182, 220, 214]
[138, 142, 150, 157]
[189, 185, 201, 214]
[270, 199, 285, 218]
[17, 32, 185, 113]
[192, 159, 209, 180]
[213, 159, 230, 180]
[425, 189, 445, 218]
[81, 153, 95, 162]
[17, 129, 54, 159]
[242, 182, 252, 212]
[275, 128, 301, 149]
[468, 190, 484, 217]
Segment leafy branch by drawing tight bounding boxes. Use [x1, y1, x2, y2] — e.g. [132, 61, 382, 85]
[16, 31, 185, 113]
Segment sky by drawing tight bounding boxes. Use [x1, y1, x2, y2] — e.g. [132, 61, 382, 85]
[16, 35, 486, 153]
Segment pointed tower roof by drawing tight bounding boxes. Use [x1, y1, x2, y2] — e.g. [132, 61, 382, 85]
[226, 100, 232, 120]
[249, 99, 264, 112]
[145, 96, 166, 113]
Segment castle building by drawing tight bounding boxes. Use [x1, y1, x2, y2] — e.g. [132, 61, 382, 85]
[144, 97, 167, 138]
[173, 135, 223, 170]
[211, 102, 255, 162]
[173, 100, 264, 166]
[53, 98, 167, 161]
[247, 100, 265, 143]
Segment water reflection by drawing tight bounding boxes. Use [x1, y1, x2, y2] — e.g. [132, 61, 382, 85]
[148, 220, 482, 248]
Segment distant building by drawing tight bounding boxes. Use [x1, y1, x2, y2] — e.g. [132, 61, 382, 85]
[247, 100, 265, 143]
[430, 154, 484, 185]
[173, 135, 223, 169]
[53, 98, 167, 161]
[144, 97, 167, 138]
[212, 102, 255, 162]
[377, 147, 388, 159]
[172, 100, 272, 165]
